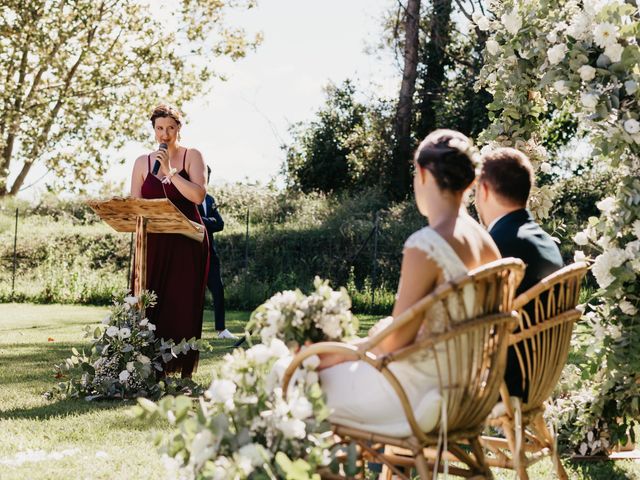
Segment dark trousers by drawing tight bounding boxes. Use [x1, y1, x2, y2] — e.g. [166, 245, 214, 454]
[207, 253, 226, 331]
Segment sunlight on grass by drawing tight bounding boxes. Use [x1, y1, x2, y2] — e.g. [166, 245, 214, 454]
[1, 303, 639, 479]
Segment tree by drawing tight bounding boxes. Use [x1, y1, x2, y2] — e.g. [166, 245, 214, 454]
[0, 0, 261, 197]
[414, 0, 453, 140]
[391, 0, 421, 200]
[283, 81, 367, 194]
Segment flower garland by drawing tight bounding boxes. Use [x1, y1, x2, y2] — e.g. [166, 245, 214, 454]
[48, 291, 209, 400]
[475, 0, 640, 451]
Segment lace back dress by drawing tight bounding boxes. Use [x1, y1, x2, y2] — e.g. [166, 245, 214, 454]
[319, 227, 474, 437]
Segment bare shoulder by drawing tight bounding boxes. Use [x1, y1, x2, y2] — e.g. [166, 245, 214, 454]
[132, 154, 150, 172]
[186, 148, 204, 162]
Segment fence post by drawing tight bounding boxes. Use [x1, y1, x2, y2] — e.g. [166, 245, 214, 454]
[243, 208, 250, 302]
[11, 208, 18, 299]
[127, 233, 134, 291]
[371, 211, 379, 306]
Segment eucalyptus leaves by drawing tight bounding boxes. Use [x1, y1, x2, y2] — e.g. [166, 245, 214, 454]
[49, 291, 208, 400]
[476, 0, 640, 451]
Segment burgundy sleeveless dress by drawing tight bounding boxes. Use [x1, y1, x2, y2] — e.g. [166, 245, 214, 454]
[136, 149, 209, 377]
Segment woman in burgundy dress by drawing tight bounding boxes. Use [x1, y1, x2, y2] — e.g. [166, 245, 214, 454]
[130, 104, 209, 378]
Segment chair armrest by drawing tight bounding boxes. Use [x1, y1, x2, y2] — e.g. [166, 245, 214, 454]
[282, 342, 380, 397]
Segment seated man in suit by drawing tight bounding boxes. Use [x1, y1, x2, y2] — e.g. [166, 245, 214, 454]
[198, 166, 237, 340]
[475, 147, 563, 401]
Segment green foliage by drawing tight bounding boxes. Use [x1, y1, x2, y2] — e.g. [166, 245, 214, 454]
[0, 0, 261, 196]
[282, 81, 395, 194]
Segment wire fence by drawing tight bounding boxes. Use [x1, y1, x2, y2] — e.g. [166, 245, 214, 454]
[2, 205, 422, 311]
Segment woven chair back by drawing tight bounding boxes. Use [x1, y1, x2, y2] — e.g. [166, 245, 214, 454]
[384, 258, 525, 438]
[510, 262, 588, 412]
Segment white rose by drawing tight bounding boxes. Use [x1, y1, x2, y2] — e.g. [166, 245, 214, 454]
[246, 344, 272, 364]
[137, 354, 151, 364]
[553, 80, 570, 95]
[472, 13, 491, 32]
[486, 39, 500, 56]
[547, 31, 558, 43]
[566, 13, 591, 40]
[238, 443, 269, 467]
[147, 322, 156, 331]
[596, 196, 616, 213]
[289, 395, 313, 420]
[539, 162, 553, 174]
[574, 231, 589, 246]
[592, 249, 628, 289]
[190, 429, 216, 470]
[302, 354, 320, 370]
[624, 119, 640, 134]
[126, 361, 134, 372]
[106, 326, 119, 337]
[265, 339, 287, 359]
[604, 43, 623, 63]
[206, 379, 237, 404]
[625, 80, 638, 95]
[547, 43, 568, 65]
[118, 370, 130, 382]
[501, 9, 522, 35]
[574, 250, 587, 263]
[581, 92, 599, 109]
[123, 295, 138, 305]
[594, 22, 619, 48]
[139, 318, 149, 327]
[578, 65, 596, 82]
[118, 327, 131, 339]
[277, 418, 306, 439]
[619, 300, 638, 316]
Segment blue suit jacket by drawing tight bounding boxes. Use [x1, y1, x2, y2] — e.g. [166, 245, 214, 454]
[197, 194, 224, 256]
[489, 208, 563, 400]
[489, 209, 563, 295]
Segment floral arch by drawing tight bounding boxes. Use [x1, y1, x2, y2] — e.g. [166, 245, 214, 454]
[475, 0, 640, 452]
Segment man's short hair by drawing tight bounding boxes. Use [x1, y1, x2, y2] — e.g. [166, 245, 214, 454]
[479, 147, 534, 206]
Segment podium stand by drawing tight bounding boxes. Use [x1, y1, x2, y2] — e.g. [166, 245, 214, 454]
[86, 197, 205, 297]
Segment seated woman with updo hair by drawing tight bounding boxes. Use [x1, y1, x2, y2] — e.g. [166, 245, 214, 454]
[317, 129, 501, 434]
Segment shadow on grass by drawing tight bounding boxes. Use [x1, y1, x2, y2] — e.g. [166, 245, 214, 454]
[1, 396, 125, 420]
[570, 459, 638, 479]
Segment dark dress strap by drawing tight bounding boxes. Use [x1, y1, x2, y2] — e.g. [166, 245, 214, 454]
[182, 148, 187, 170]
[147, 154, 151, 172]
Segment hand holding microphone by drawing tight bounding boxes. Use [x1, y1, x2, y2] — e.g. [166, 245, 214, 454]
[152, 143, 168, 175]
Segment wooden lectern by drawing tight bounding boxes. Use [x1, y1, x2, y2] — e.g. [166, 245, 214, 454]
[86, 197, 205, 296]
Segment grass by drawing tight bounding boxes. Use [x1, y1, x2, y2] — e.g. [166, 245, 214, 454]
[1, 304, 639, 479]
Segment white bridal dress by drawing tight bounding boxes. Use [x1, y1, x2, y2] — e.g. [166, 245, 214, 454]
[319, 226, 475, 437]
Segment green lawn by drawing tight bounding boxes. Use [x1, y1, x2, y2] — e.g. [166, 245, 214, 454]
[1, 304, 638, 479]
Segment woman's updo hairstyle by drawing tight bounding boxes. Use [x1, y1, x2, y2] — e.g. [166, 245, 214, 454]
[150, 103, 183, 127]
[415, 129, 477, 192]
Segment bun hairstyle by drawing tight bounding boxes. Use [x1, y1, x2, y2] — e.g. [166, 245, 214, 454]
[415, 129, 477, 192]
[150, 103, 182, 127]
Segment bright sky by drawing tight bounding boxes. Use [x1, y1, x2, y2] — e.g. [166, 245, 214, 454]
[14, 0, 399, 199]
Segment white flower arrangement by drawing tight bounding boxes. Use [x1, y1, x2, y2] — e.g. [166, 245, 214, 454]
[49, 290, 210, 400]
[135, 338, 334, 479]
[477, 0, 640, 452]
[247, 277, 359, 348]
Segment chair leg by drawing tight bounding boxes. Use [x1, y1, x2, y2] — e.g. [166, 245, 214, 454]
[414, 453, 431, 479]
[502, 420, 528, 480]
[469, 436, 494, 480]
[531, 414, 568, 480]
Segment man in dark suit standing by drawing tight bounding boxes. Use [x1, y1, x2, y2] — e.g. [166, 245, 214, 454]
[198, 166, 237, 340]
[475, 147, 563, 401]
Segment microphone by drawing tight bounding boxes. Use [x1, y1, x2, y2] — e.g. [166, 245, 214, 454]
[152, 143, 168, 175]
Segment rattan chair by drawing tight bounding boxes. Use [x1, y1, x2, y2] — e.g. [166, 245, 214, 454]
[283, 258, 525, 479]
[480, 262, 588, 480]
